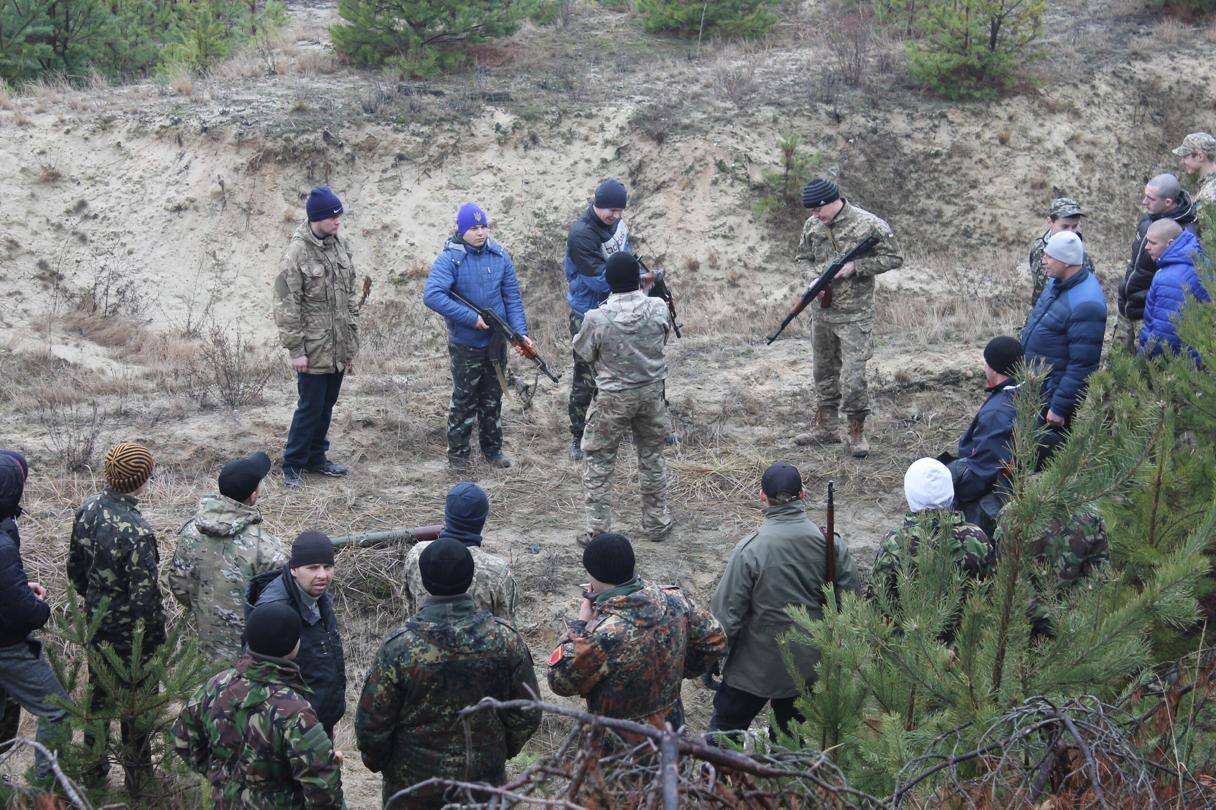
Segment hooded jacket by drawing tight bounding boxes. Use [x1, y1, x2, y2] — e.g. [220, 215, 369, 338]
[565, 206, 632, 317]
[1139, 229, 1210, 358]
[0, 455, 48, 648]
[571, 290, 670, 391]
[423, 236, 527, 349]
[1118, 190, 1198, 320]
[1022, 267, 1108, 420]
[949, 379, 1020, 505]
[273, 222, 360, 374]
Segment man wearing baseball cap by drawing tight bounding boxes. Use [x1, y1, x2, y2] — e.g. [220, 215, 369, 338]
[170, 451, 288, 661]
[1027, 197, 1096, 310]
[1172, 132, 1216, 209]
[1023, 231, 1107, 428]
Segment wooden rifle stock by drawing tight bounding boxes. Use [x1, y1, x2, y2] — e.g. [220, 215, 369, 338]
[766, 233, 882, 345]
[825, 481, 838, 611]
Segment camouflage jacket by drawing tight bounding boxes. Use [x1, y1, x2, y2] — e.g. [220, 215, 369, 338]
[796, 201, 903, 322]
[67, 489, 167, 654]
[548, 579, 726, 727]
[1026, 507, 1110, 589]
[1028, 232, 1097, 308]
[173, 653, 344, 809]
[1197, 173, 1216, 209]
[868, 509, 995, 602]
[169, 495, 288, 662]
[571, 290, 669, 391]
[273, 222, 360, 374]
[354, 594, 540, 804]
[403, 539, 517, 622]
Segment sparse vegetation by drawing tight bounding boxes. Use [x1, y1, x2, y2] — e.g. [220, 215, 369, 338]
[753, 130, 817, 226]
[198, 325, 279, 409]
[635, 0, 782, 39]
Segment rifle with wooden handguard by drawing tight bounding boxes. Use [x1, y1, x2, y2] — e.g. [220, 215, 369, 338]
[766, 233, 882, 345]
[637, 257, 683, 338]
[448, 288, 562, 384]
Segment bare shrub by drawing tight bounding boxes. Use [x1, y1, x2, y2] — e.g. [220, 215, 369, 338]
[36, 398, 107, 472]
[35, 164, 63, 184]
[824, 9, 876, 87]
[295, 48, 337, 75]
[199, 325, 278, 408]
[710, 60, 760, 107]
[13, 110, 31, 127]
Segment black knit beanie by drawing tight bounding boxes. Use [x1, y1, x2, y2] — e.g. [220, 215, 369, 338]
[605, 252, 640, 294]
[594, 179, 628, 209]
[246, 602, 301, 658]
[983, 336, 1024, 377]
[418, 537, 475, 596]
[582, 533, 635, 585]
[290, 530, 335, 567]
[802, 178, 840, 209]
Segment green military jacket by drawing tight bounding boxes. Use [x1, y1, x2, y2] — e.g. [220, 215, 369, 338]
[711, 500, 859, 699]
[67, 489, 167, 655]
[273, 222, 360, 374]
[868, 509, 995, 602]
[169, 495, 288, 662]
[173, 654, 344, 809]
[403, 539, 518, 622]
[796, 200, 902, 322]
[354, 594, 540, 805]
[547, 579, 726, 727]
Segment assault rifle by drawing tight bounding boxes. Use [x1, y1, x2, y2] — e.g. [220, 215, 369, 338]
[825, 481, 839, 611]
[765, 233, 882, 345]
[637, 257, 683, 338]
[448, 289, 562, 384]
[330, 524, 443, 551]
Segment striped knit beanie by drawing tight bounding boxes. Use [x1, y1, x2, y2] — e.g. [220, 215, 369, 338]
[802, 178, 840, 209]
[104, 442, 154, 493]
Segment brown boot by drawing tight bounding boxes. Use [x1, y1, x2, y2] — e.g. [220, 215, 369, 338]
[795, 406, 841, 445]
[847, 414, 870, 458]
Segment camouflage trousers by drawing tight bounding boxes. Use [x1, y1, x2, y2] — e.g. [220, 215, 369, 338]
[568, 312, 598, 441]
[811, 315, 873, 416]
[447, 342, 505, 460]
[581, 381, 672, 538]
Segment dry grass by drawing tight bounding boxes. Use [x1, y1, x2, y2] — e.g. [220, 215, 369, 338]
[1153, 17, 1189, 46]
[295, 48, 337, 76]
[167, 65, 195, 97]
[0, 82, 12, 111]
[35, 163, 63, 184]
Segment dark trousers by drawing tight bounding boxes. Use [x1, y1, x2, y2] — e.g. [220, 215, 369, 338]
[0, 640, 71, 779]
[84, 662, 156, 794]
[707, 683, 805, 742]
[568, 312, 598, 441]
[447, 343, 504, 460]
[283, 371, 344, 471]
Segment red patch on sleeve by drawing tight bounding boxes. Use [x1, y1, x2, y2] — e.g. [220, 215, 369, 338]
[549, 645, 564, 665]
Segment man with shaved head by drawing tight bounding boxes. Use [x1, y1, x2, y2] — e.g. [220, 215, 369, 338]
[1117, 174, 1197, 352]
[1138, 218, 1210, 358]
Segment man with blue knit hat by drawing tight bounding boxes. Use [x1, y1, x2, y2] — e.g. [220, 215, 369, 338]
[403, 481, 518, 621]
[274, 186, 361, 487]
[425, 202, 533, 473]
[563, 179, 660, 461]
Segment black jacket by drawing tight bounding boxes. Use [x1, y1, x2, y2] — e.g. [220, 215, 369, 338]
[0, 518, 50, 648]
[249, 566, 346, 729]
[1118, 190, 1198, 319]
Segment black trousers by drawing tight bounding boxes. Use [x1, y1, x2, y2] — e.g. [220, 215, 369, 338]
[707, 683, 805, 742]
[283, 371, 344, 471]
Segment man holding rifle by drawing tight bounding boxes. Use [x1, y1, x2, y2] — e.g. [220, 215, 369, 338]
[425, 202, 535, 473]
[792, 179, 903, 457]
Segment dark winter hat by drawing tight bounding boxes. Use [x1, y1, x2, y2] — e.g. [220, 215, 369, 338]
[418, 537, 475, 596]
[218, 452, 272, 503]
[0, 451, 28, 481]
[983, 336, 1023, 378]
[802, 178, 840, 209]
[306, 186, 343, 222]
[594, 179, 628, 210]
[0, 453, 25, 520]
[290, 530, 335, 568]
[456, 202, 488, 237]
[444, 482, 490, 543]
[605, 251, 640, 294]
[761, 462, 803, 501]
[582, 533, 635, 586]
[245, 602, 302, 658]
[104, 442, 154, 493]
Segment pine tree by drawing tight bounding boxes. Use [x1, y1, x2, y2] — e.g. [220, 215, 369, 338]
[633, 0, 782, 39]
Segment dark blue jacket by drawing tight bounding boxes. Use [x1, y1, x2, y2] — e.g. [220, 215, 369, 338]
[1139, 230, 1210, 358]
[0, 518, 49, 648]
[252, 567, 346, 729]
[564, 207, 632, 317]
[424, 236, 527, 349]
[1022, 268, 1108, 420]
[949, 380, 1019, 505]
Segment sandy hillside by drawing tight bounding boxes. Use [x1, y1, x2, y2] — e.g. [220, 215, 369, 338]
[0, 0, 1214, 803]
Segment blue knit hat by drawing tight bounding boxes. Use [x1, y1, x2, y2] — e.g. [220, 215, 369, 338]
[594, 179, 628, 209]
[306, 187, 343, 222]
[456, 203, 488, 237]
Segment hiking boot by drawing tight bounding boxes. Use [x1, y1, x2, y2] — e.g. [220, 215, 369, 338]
[847, 414, 870, 458]
[307, 460, 349, 477]
[647, 522, 674, 542]
[569, 440, 585, 461]
[484, 451, 512, 469]
[794, 406, 840, 445]
[282, 467, 304, 488]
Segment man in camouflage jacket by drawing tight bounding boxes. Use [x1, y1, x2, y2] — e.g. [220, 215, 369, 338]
[273, 186, 361, 486]
[173, 602, 345, 809]
[404, 482, 517, 621]
[793, 179, 902, 457]
[868, 459, 994, 638]
[572, 251, 674, 543]
[356, 539, 540, 807]
[67, 442, 166, 790]
[548, 534, 725, 731]
[170, 452, 288, 662]
[1020, 506, 1110, 637]
[1027, 197, 1096, 310]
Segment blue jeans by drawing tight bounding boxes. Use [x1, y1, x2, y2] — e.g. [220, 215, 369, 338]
[283, 371, 344, 471]
[0, 639, 71, 779]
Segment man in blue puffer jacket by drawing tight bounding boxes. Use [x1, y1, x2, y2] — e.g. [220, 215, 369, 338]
[1022, 231, 1108, 428]
[0, 451, 72, 782]
[1138, 219, 1210, 359]
[425, 202, 533, 471]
